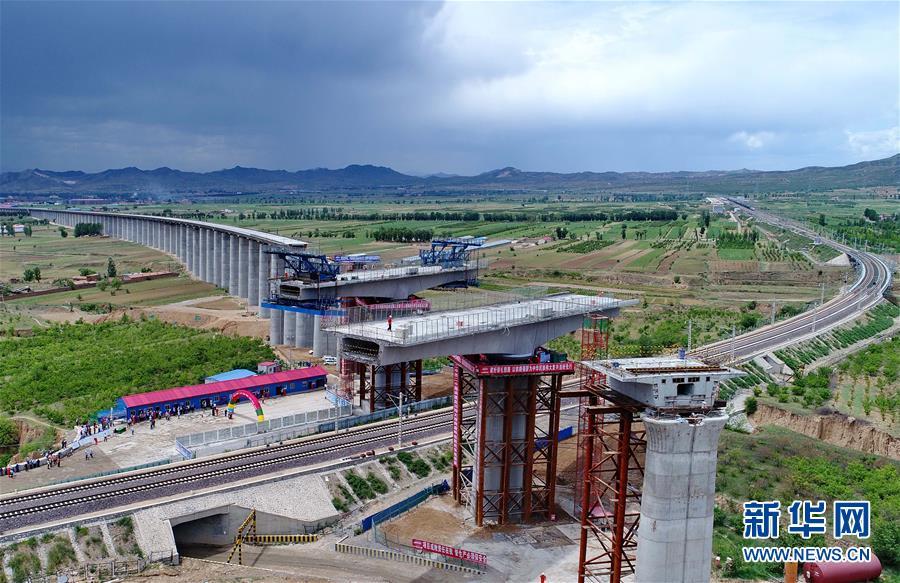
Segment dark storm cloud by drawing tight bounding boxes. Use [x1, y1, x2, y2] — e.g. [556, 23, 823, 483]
[1, 1, 897, 174]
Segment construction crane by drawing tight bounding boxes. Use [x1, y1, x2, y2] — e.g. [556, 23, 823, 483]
[266, 249, 341, 284]
[419, 237, 484, 268]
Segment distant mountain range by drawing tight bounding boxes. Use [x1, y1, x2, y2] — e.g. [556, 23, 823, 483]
[1, 155, 897, 197]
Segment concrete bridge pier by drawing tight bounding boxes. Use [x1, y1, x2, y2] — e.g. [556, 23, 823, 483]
[269, 308, 284, 345]
[284, 311, 297, 346]
[312, 314, 337, 357]
[258, 245, 270, 317]
[248, 240, 260, 307]
[221, 233, 231, 290]
[211, 230, 222, 285]
[295, 312, 315, 348]
[238, 237, 250, 299]
[634, 412, 727, 583]
[229, 235, 240, 296]
[451, 355, 566, 527]
[178, 225, 188, 267]
[204, 229, 214, 282]
[192, 227, 201, 276]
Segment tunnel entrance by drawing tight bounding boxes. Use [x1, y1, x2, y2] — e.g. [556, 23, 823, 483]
[169, 504, 330, 563]
[170, 505, 238, 560]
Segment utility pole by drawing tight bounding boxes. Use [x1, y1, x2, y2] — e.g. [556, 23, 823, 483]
[812, 282, 824, 332]
[397, 390, 403, 449]
[687, 319, 692, 353]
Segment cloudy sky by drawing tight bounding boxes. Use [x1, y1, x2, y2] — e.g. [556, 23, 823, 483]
[1, 1, 898, 174]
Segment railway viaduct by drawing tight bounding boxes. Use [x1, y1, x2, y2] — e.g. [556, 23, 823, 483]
[26, 207, 306, 321]
[21, 208, 479, 354]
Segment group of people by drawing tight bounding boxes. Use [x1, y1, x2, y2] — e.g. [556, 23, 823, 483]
[4, 449, 65, 478]
[77, 417, 111, 441]
[129, 402, 196, 430]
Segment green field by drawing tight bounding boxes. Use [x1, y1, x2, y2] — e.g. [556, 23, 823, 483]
[716, 248, 755, 260]
[0, 223, 180, 283]
[755, 195, 899, 253]
[0, 319, 275, 425]
[2, 276, 222, 310]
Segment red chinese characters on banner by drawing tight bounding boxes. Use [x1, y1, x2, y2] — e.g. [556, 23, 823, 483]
[413, 539, 487, 565]
[476, 361, 575, 376]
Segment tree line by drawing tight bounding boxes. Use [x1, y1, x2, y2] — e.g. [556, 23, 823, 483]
[181, 207, 682, 224]
[74, 222, 103, 237]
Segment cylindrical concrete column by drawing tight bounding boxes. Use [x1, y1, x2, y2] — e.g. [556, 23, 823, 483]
[192, 227, 200, 276]
[258, 245, 270, 317]
[211, 230, 221, 286]
[179, 225, 187, 265]
[204, 229, 214, 283]
[293, 313, 305, 348]
[269, 308, 284, 345]
[312, 314, 337, 357]
[221, 231, 230, 287]
[238, 237, 250, 298]
[221, 233, 231, 289]
[247, 240, 260, 307]
[195, 227, 206, 281]
[229, 235, 240, 295]
[635, 413, 727, 583]
[198, 229, 208, 280]
[284, 311, 297, 346]
[295, 312, 315, 348]
[184, 228, 193, 273]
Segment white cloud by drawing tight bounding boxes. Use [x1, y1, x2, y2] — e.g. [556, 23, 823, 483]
[424, 2, 897, 134]
[846, 127, 900, 159]
[729, 131, 776, 150]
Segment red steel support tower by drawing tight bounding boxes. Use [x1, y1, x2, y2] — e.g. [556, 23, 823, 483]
[569, 315, 647, 583]
[451, 353, 571, 526]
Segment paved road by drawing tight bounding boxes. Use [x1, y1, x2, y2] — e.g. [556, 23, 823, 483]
[690, 199, 892, 364]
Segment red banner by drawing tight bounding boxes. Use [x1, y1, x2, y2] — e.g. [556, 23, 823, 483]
[452, 365, 460, 469]
[476, 361, 574, 376]
[413, 539, 487, 565]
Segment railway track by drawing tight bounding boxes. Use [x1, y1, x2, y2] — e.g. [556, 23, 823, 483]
[0, 408, 459, 532]
[691, 201, 892, 363]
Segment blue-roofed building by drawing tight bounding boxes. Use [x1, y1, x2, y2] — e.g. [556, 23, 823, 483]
[204, 368, 258, 384]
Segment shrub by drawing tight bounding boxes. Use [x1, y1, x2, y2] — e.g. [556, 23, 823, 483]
[337, 483, 356, 503]
[366, 472, 389, 494]
[8, 550, 40, 583]
[872, 520, 900, 566]
[745, 397, 758, 415]
[397, 451, 431, 478]
[344, 471, 375, 500]
[46, 537, 76, 572]
[332, 497, 348, 512]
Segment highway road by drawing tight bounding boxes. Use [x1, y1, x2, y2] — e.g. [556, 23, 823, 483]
[691, 198, 893, 363]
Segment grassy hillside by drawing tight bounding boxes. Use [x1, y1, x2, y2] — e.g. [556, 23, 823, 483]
[0, 318, 274, 425]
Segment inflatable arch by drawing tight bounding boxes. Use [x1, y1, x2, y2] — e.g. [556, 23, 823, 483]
[227, 389, 265, 421]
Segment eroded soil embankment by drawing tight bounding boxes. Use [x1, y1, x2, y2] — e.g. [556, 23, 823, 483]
[751, 403, 899, 460]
